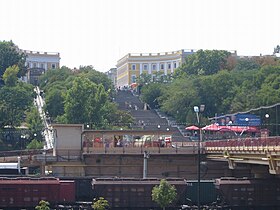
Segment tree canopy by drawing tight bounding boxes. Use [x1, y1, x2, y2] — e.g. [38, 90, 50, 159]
[152, 179, 177, 210]
[175, 49, 231, 76]
[139, 50, 280, 132]
[0, 40, 26, 79]
[39, 66, 133, 129]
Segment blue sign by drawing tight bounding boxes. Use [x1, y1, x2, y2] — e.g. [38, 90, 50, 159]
[216, 114, 261, 126]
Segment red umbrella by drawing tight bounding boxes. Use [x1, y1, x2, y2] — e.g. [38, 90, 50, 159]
[185, 125, 199, 130]
[202, 124, 220, 131]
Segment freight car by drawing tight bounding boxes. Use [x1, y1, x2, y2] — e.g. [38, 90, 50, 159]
[92, 177, 187, 210]
[0, 177, 76, 209]
[214, 177, 280, 210]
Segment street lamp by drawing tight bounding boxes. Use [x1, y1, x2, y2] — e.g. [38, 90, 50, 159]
[193, 104, 205, 210]
[20, 135, 26, 150]
[157, 124, 161, 144]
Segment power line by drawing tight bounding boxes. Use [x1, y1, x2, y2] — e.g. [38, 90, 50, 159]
[208, 102, 280, 120]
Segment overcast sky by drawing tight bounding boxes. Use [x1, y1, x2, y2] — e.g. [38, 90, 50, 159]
[1, 0, 279, 72]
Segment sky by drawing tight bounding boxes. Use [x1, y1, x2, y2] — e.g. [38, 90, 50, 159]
[1, 0, 279, 72]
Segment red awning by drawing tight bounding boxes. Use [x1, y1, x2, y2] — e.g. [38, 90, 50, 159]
[202, 124, 220, 131]
[185, 125, 199, 131]
[202, 124, 259, 133]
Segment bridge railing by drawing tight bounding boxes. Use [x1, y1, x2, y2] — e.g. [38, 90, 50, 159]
[82, 144, 200, 155]
[205, 136, 280, 152]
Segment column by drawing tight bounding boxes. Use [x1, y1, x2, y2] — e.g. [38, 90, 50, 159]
[139, 63, 143, 75]
[148, 63, 152, 75]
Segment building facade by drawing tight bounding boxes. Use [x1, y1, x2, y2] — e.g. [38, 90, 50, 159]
[21, 50, 60, 85]
[105, 68, 117, 88]
[116, 49, 195, 88]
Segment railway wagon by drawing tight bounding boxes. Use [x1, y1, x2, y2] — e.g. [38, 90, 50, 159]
[59, 176, 95, 202]
[0, 177, 75, 209]
[215, 177, 280, 209]
[185, 180, 218, 205]
[92, 177, 187, 210]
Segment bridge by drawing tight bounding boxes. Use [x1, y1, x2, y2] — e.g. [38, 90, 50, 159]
[1, 133, 279, 177]
[205, 136, 280, 174]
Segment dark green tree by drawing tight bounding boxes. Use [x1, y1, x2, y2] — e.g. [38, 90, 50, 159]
[35, 200, 50, 210]
[0, 40, 26, 79]
[44, 86, 65, 119]
[79, 65, 114, 92]
[0, 83, 34, 128]
[3, 65, 19, 86]
[25, 106, 44, 140]
[151, 179, 177, 210]
[26, 139, 44, 149]
[92, 197, 109, 210]
[175, 49, 231, 76]
[140, 83, 164, 109]
[234, 58, 260, 71]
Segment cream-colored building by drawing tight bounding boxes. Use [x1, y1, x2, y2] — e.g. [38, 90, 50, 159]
[116, 49, 195, 87]
[21, 50, 60, 85]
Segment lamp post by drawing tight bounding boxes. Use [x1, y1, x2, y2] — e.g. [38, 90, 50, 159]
[193, 104, 205, 210]
[20, 135, 26, 150]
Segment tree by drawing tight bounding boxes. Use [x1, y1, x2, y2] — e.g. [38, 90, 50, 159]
[92, 197, 109, 210]
[140, 83, 164, 109]
[79, 65, 114, 92]
[234, 58, 260, 71]
[26, 139, 44, 149]
[175, 49, 231, 76]
[44, 87, 65, 119]
[3, 65, 19, 86]
[25, 106, 44, 141]
[151, 179, 177, 210]
[35, 200, 50, 210]
[0, 40, 26, 79]
[0, 83, 34, 128]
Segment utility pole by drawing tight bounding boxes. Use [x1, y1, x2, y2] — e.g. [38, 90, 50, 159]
[143, 151, 150, 179]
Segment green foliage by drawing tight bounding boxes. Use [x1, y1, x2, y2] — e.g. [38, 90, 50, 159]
[234, 58, 260, 71]
[159, 77, 199, 123]
[140, 83, 164, 109]
[152, 179, 177, 210]
[0, 40, 26, 79]
[175, 49, 231, 76]
[136, 72, 152, 85]
[0, 83, 34, 128]
[26, 139, 44, 149]
[79, 65, 114, 91]
[157, 62, 280, 131]
[35, 200, 50, 210]
[92, 197, 109, 210]
[62, 77, 120, 128]
[38, 65, 119, 127]
[44, 87, 65, 119]
[25, 106, 44, 140]
[39, 66, 73, 90]
[3, 65, 19, 86]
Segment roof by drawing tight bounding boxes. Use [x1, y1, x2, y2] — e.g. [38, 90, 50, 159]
[0, 163, 19, 169]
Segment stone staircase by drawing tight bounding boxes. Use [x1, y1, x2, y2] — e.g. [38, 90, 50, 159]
[114, 90, 189, 142]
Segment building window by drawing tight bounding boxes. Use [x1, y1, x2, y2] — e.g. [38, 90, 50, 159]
[174, 62, 177, 69]
[131, 75, 136, 83]
[40, 63, 44, 69]
[160, 64, 164, 70]
[33, 63, 37, 68]
[168, 63, 171, 69]
[51, 64, 56, 69]
[132, 64, 136, 70]
[143, 64, 148, 71]
[152, 64, 157, 71]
